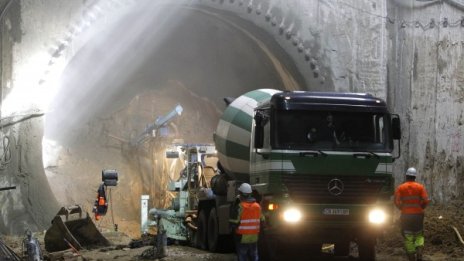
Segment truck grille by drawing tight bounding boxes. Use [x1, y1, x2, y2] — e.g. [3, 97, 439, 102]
[281, 174, 388, 204]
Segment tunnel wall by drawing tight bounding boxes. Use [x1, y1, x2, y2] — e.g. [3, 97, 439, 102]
[0, 1, 81, 234]
[197, 0, 389, 98]
[387, 0, 464, 202]
[0, 0, 463, 234]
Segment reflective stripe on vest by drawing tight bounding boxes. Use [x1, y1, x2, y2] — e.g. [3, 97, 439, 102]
[236, 202, 261, 235]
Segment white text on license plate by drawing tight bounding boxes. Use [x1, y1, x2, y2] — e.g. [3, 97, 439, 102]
[323, 208, 350, 215]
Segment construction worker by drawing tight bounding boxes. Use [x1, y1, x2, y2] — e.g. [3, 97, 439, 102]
[229, 183, 264, 261]
[394, 167, 430, 261]
[93, 183, 108, 220]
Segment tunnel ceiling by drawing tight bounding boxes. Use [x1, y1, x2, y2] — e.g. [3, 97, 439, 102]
[44, 3, 304, 145]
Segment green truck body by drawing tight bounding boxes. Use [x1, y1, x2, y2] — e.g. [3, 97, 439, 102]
[153, 89, 400, 260]
[207, 89, 401, 259]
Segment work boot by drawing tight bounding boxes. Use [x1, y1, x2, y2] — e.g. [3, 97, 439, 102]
[416, 246, 424, 261]
[407, 253, 416, 261]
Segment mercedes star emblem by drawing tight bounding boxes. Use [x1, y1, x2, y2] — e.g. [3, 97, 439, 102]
[328, 178, 344, 196]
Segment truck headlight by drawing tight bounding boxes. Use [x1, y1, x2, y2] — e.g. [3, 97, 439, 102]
[368, 209, 387, 224]
[283, 208, 302, 223]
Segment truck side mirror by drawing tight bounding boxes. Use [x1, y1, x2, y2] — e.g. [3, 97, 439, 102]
[392, 117, 401, 140]
[254, 127, 264, 149]
[254, 113, 264, 149]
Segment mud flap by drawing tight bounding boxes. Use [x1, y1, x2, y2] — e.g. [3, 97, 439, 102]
[44, 205, 110, 252]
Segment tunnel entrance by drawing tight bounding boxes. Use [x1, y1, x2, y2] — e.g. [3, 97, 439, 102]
[42, 2, 303, 237]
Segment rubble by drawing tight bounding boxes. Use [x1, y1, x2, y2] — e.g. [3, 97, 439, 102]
[3, 200, 464, 260]
[378, 200, 464, 260]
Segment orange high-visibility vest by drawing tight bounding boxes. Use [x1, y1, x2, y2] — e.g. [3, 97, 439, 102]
[394, 181, 430, 214]
[98, 196, 106, 206]
[236, 201, 261, 235]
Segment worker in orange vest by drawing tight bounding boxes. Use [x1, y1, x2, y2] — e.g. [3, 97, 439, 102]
[93, 183, 108, 220]
[229, 183, 264, 261]
[394, 167, 430, 261]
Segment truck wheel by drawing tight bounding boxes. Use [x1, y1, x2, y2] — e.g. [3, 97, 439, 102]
[207, 208, 220, 252]
[196, 210, 208, 250]
[358, 240, 376, 261]
[188, 227, 196, 247]
[307, 243, 322, 256]
[259, 233, 297, 261]
[334, 241, 350, 256]
[258, 233, 276, 261]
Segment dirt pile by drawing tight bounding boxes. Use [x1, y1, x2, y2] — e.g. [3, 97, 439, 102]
[378, 200, 464, 259]
[0, 230, 235, 261]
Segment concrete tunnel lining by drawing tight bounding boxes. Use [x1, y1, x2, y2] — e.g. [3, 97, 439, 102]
[40, 2, 305, 237]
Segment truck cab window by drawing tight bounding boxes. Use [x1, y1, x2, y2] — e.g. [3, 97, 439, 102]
[273, 110, 390, 152]
[262, 111, 271, 149]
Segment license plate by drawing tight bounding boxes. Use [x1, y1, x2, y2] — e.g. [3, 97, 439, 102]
[323, 208, 350, 215]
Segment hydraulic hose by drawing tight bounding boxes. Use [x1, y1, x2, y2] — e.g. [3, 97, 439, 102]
[0, 0, 14, 22]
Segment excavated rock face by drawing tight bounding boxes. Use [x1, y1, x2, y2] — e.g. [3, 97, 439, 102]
[44, 83, 228, 236]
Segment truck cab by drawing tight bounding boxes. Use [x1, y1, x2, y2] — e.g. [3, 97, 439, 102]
[251, 91, 401, 259]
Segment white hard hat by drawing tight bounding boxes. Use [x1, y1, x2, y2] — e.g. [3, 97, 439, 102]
[238, 183, 252, 194]
[406, 167, 417, 177]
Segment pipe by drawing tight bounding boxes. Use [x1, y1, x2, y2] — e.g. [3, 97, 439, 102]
[0, 0, 14, 22]
[0, 186, 15, 191]
[133, 104, 183, 145]
[148, 208, 185, 218]
[154, 104, 183, 128]
[451, 226, 464, 246]
[0, 113, 44, 128]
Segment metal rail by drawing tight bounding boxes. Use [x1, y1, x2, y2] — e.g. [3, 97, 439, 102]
[451, 226, 464, 246]
[0, 239, 21, 261]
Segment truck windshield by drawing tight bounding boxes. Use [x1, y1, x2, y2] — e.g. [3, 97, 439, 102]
[273, 110, 391, 152]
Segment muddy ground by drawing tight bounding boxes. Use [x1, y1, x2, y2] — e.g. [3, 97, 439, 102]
[2, 201, 464, 261]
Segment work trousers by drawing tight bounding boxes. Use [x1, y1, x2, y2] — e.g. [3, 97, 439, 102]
[403, 232, 424, 254]
[236, 242, 258, 261]
[400, 213, 425, 254]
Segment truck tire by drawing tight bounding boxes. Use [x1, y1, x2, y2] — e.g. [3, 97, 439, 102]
[207, 208, 220, 252]
[334, 241, 350, 256]
[210, 175, 228, 195]
[188, 227, 196, 247]
[258, 232, 274, 261]
[206, 208, 234, 253]
[358, 240, 376, 261]
[196, 210, 208, 250]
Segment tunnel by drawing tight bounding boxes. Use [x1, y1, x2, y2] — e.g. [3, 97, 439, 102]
[1, 1, 464, 252]
[42, 1, 308, 237]
[2, 0, 316, 235]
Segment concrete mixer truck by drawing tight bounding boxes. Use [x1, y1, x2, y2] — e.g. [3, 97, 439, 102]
[153, 89, 401, 260]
